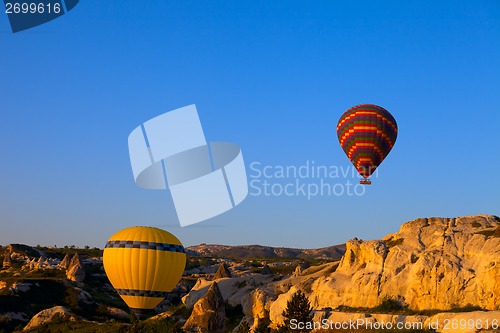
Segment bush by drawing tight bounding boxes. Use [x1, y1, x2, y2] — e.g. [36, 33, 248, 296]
[373, 298, 406, 313]
[386, 238, 404, 248]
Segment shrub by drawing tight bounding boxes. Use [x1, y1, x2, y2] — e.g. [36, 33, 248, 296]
[373, 297, 407, 313]
[386, 238, 404, 248]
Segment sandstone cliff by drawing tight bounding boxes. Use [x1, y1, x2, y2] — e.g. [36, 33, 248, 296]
[306, 215, 500, 312]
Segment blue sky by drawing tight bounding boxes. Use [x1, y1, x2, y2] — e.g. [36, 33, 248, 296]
[1, 1, 499, 249]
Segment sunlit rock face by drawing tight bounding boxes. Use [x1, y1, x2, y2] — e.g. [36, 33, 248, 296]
[180, 215, 500, 329]
[183, 282, 227, 333]
[308, 215, 500, 311]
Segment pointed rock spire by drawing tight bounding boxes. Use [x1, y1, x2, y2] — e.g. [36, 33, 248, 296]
[184, 282, 227, 333]
[213, 263, 232, 279]
[260, 264, 273, 275]
[59, 253, 71, 269]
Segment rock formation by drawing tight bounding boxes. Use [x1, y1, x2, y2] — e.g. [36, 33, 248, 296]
[34, 255, 46, 269]
[184, 282, 227, 333]
[182, 215, 499, 328]
[260, 264, 273, 275]
[59, 253, 71, 269]
[293, 261, 311, 277]
[66, 253, 85, 283]
[242, 288, 273, 331]
[23, 306, 76, 331]
[9, 282, 35, 294]
[6, 244, 46, 259]
[2, 253, 12, 268]
[182, 274, 277, 309]
[306, 215, 500, 311]
[213, 263, 232, 279]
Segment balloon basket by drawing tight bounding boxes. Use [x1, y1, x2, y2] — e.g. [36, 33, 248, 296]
[360, 179, 372, 185]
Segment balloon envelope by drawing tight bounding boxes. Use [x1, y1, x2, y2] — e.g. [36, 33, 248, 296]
[337, 104, 398, 181]
[103, 226, 186, 311]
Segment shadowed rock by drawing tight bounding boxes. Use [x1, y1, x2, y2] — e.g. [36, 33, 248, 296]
[213, 263, 232, 279]
[260, 264, 273, 275]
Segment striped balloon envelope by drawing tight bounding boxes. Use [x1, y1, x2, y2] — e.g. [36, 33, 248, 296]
[103, 226, 186, 314]
[336, 104, 398, 184]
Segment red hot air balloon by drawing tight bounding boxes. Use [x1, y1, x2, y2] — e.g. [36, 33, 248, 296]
[336, 104, 398, 185]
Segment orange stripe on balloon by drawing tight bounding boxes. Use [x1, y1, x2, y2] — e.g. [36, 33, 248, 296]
[336, 111, 397, 132]
[347, 143, 385, 162]
[340, 129, 396, 149]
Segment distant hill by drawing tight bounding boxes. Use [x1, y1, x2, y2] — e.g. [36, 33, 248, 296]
[186, 243, 346, 261]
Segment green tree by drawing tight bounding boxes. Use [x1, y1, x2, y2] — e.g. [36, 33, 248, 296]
[279, 290, 312, 333]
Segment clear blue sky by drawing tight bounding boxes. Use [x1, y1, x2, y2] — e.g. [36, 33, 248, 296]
[1, 1, 499, 249]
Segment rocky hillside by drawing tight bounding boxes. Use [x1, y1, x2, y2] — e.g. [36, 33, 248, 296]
[182, 215, 500, 331]
[1, 215, 499, 332]
[186, 244, 346, 261]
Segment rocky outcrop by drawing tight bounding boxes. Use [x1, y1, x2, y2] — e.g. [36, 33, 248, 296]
[59, 253, 71, 269]
[23, 306, 76, 331]
[228, 215, 500, 328]
[260, 264, 273, 275]
[184, 282, 227, 333]
[6, 244, 46, 259]
[293, 261, 311, 277]
[76, 288, 94, 304]
[182, 274, 277, 309]
[306, 215, 500, 312]
[214, 263, 232, 279]
[9, 282, 37, 294]
[241, 288, 271, 331]
[2, 253, 12, 268]
[66, 254, 85, 283]
[0, 312, 29, 323]
[105, 306, 129, 319]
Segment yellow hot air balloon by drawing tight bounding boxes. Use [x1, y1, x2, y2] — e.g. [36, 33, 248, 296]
[103, 226, 186, 315]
